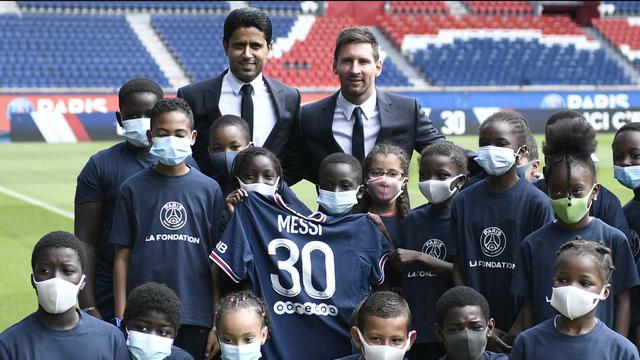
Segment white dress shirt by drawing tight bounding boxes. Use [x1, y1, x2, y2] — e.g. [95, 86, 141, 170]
[332, 91, 381, 156]
[218, 71, 277, 147]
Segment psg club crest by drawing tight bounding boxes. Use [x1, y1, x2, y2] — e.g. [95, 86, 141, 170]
[480, 227, 506, 257]
[630, 230, 640, 258]
[422, 239, 446, 260]
[160, 201, 187, 230]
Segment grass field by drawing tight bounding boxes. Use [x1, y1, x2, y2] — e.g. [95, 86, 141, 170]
[0, 134, 631, 331]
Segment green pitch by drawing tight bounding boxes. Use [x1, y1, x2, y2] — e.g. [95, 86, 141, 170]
[0, 134, 631, 331]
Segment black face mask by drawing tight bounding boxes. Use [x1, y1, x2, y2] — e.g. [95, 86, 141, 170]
[209, 150, 239, 178]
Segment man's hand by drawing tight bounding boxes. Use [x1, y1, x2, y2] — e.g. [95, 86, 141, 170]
[205, 328, 220, 360]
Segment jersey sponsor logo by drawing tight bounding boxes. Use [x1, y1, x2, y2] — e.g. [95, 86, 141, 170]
[630, 230, 640, 258]
[480, 227, 507, 257]
[273, 301, 338, 317]
[159, 201, 187, 230]
[145, 233, 200, 244]
[469, 260, 515, 269]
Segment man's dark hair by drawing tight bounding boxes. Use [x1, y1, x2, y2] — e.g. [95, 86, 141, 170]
[435, 286, 490, 324]
[209, 114, 251, 144]
[319, 152, 363, 184]
[150, 98, 194, 129]
[224, 7, 272, 44]
[118, 78, 163, 108]
[333, 27, 380, 63]
[355, 291, 411, 330]
[123, 282, 182, 330]
[31, 231, 87, 271]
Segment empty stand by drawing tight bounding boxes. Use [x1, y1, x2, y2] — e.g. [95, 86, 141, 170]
[465, 1, 533, 15]
[0, 14, 169, 88]
[602, 1, 640, 15]
[18, 1, 230, 12]
[388, 1, 448, 14]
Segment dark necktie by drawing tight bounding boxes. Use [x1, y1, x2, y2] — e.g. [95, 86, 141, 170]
[240, 84, 254, 138]
[352, 106, 365, 162]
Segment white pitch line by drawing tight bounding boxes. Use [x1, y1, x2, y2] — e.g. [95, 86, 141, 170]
[0, 185, 74, 220]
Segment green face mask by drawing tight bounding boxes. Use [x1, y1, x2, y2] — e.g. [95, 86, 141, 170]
[549, 185, 596, 224]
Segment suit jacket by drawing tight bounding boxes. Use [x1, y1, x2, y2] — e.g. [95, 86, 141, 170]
[292, 89, 446, 184]
[177, 69, 301, 179]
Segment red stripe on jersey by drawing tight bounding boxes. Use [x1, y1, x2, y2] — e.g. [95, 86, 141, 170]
[209, 251, 242, 283]
[64, 113, 91, 142]
[274, 193, 327, 223]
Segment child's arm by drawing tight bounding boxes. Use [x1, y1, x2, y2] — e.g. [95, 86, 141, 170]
[113, 246, 131, 319]
[390, 249, 453, 280]
[615, 291, 631, 336]
[205, 264, 221, 360]
[75, 202, 103, 319]
[452, 258, 464, 286]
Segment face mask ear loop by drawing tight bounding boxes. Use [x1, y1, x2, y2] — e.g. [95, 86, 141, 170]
[566, 154, 572, 206]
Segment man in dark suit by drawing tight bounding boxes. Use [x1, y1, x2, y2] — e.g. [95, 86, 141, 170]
[292, 27, 447, 184]
[177, 7, 300, 179]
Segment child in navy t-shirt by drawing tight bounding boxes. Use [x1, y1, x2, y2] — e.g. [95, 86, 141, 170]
[512, 116, 639, 335]
[389, 142, 467, 360]
[0, 231, 128, 360]
[511, 240, 639, 360]
[207, 114, 252, 196]
[434, 286, 507, 360]
[74, 78, 163, 321]
[110, 98, 224, 360]
[450, 111, 554, 340]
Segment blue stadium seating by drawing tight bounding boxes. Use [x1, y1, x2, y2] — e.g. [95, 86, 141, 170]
[410, 38, 632, 86]
[19, 1, 230, 11]
[603, 1, 640, 15]
[249, 1, 303, 12]
[0, 14, 170, 88]
[152, 15, 296, 82]
[377, 59, 411, 86]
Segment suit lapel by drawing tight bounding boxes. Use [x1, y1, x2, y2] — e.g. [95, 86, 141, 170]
[323, 91, 344, 153]
[204, 70, 226, 125]
[375, 89, 393, 144]
[262, 76, 287, 149]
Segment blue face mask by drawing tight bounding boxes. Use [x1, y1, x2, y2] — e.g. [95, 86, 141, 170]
[210, 150, 239, 178]
[614, 165, 640, 189]
[475, 145, 518, 176]
[516, 161, 533, 180]
[150, 136, 192, 166]
[317, 188, 359, 215]
[220, 342, 262, 360]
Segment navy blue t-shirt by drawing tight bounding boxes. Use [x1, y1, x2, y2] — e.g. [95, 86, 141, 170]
[335, 355, 409, 360]
[168, 345, 194, 360]
[450, 177, 554, 329]
[210, 193, 391, 360]
[381, 215, 404, 247]
[623, 198, 640, 260]
[511, 218, 640, 327]
[110, 167, 223, 328]
[400, 204, 453, 344]
[511, 318, 639, 360]
[0, 310, 129, 359]
[75, 142, 156, 318]
[533, 179, 631, 243]
[438, 352, 507, 360]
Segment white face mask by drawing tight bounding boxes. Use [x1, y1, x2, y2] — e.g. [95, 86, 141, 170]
[418, 175, 463, 205]
[357, 328, 413, 360]
[122, 117, 151, 148]
[150, 136, 193, 166]
[220, 341, 262, 360]
[317, 188, 359, 215]
[33, 274, 85, 314]
[475, 146, 518, 176]
[237, 177, 279, 197]
[126, 330, 174, 360]
[548, 285, 606, 320]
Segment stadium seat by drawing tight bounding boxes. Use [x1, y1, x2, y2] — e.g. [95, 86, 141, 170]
[18, 1, 230, 12]
[464, 1, 533, 15]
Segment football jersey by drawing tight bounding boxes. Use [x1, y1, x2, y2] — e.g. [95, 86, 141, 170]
[511, 218, 640, 327]
[400, 204, 453, 344]
[450, 177, 554, 330]
[210, 193, 391, 360]
[109, 167, 223, 328]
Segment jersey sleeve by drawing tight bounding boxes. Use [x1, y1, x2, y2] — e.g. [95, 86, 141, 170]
[209, 204, 253, 284]
[611, 234, 640, 295]
[360, 219, 392, 285]
[509, 335, 526, 360]
[74, 156, 104, 204]
[206, 182, 225, 253]
[511, 238, 533, 297]
[108, 186, 136, 248]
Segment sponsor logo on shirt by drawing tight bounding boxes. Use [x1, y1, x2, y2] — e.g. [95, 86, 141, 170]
[630, 230, 640, 258]
[159, 201, 187, 230]
[407, 239, 447, 279]
[273, 301, 338, 317]
[480, 227, 507, 257]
